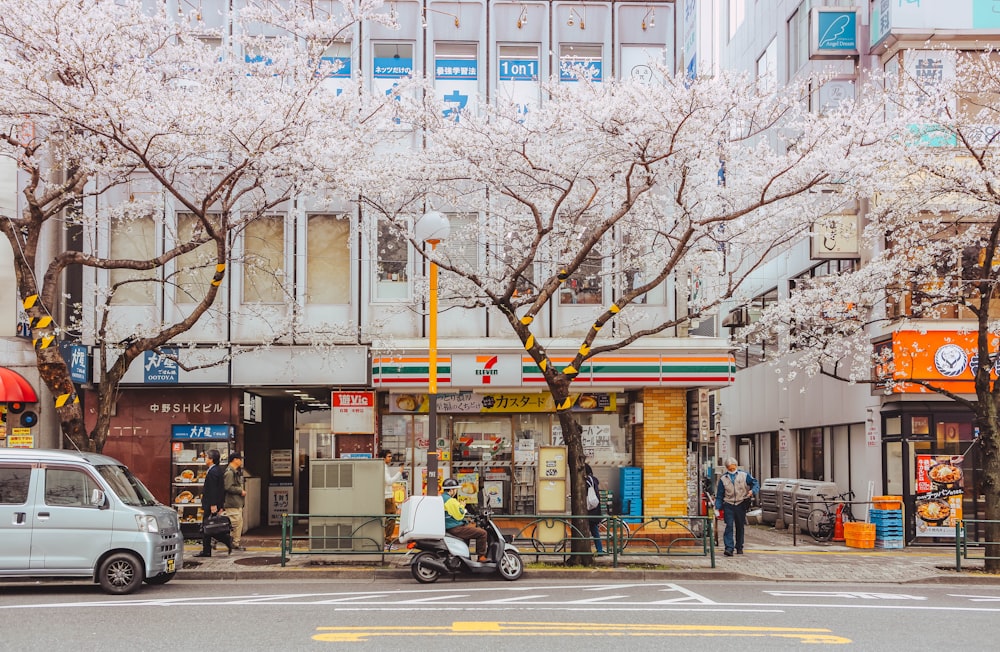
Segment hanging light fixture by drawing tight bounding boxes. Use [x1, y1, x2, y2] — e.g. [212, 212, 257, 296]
[516, 3, 528, 29]
[641, 6, 656, 31]
[568, 7, 585, 30]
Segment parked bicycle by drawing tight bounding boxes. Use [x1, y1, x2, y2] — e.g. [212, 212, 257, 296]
[806, 490, 857, 542]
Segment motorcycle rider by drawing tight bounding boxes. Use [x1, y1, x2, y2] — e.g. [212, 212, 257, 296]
[442, 478, 489, 562]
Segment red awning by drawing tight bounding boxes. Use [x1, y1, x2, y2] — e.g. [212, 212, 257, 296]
[0, 367, 38, 403]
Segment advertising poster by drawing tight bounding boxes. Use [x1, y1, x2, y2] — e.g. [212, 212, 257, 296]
[915, 454, 963, 537]
[267, 484, 292, 526]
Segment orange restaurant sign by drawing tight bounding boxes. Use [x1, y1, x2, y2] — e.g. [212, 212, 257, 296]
[876, 330, 1000, 394]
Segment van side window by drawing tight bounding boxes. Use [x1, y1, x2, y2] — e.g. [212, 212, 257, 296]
[0, 467, 31, 504]
[44, 468, 100, 507]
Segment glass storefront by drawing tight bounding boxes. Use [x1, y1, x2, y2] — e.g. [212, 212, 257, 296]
[379, 396, 632, 514]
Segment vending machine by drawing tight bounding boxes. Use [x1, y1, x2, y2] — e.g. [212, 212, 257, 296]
[170, 424, 234, 537]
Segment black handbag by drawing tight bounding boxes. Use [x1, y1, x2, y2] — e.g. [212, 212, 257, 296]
[202, 514, 231, 536]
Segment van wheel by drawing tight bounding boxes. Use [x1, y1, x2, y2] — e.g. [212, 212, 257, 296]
[98, 552, 143, 595]
[143, 571, 176, 585]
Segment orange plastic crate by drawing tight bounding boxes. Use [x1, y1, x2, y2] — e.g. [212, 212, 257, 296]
[843, 522, 876, 538]
[846, 537, 875, 549]
[872, 495, 903, 510]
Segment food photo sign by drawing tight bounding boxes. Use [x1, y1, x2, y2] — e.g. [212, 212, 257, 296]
[915, 455, 963, 537]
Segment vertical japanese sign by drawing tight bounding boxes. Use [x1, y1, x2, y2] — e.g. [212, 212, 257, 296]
[915, 454, 963, 538]
[435, 57, 478, 120]
[331, 391, 376, 434]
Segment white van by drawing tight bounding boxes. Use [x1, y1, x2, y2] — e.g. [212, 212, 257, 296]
[0, 448, 183, 594]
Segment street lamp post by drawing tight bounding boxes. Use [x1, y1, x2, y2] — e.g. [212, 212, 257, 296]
[415, 211, 450, 496]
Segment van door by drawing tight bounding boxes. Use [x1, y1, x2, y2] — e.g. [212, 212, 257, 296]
[0, 464, 34, 570]
[31, 465, 114, 571]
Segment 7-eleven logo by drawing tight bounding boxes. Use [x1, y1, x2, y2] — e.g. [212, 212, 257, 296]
[475, 355, 499, 384]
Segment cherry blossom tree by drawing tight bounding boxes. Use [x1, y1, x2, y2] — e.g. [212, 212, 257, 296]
[353, 63, 883, 562]
[748, 50, 1000, 571]
[0, 0, 385, 452]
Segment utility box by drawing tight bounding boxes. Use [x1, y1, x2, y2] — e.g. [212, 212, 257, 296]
[398, 495, 445, 542]
[308, 459, 384, 551]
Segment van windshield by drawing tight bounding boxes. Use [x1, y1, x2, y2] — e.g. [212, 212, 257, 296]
[97, 464, 159, 507]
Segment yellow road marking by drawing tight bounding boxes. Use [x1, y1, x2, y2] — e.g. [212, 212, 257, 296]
[313, 622, 850, 644]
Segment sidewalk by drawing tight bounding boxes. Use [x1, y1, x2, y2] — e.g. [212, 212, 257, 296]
[178, 524, 998, 585]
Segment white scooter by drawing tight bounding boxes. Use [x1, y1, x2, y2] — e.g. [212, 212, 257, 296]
[402, 488, 523, 583]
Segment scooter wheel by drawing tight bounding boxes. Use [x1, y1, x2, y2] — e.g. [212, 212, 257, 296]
[410, 551, 442, 584]
[497, 550, 523, 581]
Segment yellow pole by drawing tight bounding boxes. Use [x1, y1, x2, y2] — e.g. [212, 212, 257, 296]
[427, 240, 440, 495]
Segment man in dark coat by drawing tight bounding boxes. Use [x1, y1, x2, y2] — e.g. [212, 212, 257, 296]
[194, 449, 232, 557]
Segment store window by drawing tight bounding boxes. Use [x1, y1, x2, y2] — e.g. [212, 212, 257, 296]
[109, 212, 157, 305]
[306, 214, 350, 304]
[559, 43, 602, 83]
[374, 218, 409, 300]
[798, 427, 825, 481]
[243, 216, 285, 303]
[439, 212, 480, 304]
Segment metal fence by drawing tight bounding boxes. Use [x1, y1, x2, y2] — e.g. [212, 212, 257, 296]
[955, 519, 1000, 571]
[280, 512, 715, 568]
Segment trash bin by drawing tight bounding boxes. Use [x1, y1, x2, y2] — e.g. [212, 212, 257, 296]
[759, 478, 788, 526]
[792, 480, 838, 533]
[780, 480, 801, 529]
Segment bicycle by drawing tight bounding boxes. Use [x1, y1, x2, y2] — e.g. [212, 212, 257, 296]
[806, 490, 856, 542]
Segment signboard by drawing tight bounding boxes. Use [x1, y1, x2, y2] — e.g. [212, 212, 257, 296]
[144, 348, 178, 384]
[267, 484, 292, 526]
[551, 424, 613, 456]
[59, 342, 89, 384]
[435, 57, 478, 120]
[8, 428, 32, 448]
[877, 330, 1000, 394]
[331, 391, 376, 434]
[811, 8, 859, 57]
[388, 391, 615, 414]
[451, 353, 522, 387]
[171, 424, 231, 440]
[915, 454, 963, 538]
[271, 449, 292, 477]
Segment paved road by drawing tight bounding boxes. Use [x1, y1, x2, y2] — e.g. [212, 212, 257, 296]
[2, 578, 999, 650]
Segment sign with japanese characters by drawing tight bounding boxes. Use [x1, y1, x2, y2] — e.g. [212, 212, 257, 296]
[435, 57, 478, 120]
[497, 56, 540, 117]
[268, 484, 291, 525]
[331, 391, 376, 434]
[144, 348, 178, 384]
[559, 57, 602, 83]
[915, 454, 963, 538]
[171, 424, 231, 440]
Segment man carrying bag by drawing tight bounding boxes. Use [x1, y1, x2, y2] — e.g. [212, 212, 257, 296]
[194, 449, 233, 557]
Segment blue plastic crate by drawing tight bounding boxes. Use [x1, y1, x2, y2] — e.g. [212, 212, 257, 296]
[870, 509, 903, 522]
[875, 538, 904, 549]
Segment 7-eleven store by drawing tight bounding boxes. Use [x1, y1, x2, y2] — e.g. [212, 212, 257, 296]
[372, 342, 735, 518]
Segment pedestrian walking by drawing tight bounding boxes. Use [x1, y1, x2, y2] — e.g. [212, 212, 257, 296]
[715, 457, 759, 557]
[382, 450, 404, 549]
[224, 451, 247, 550]
[193, 449, 232, 557]
[585, 464, 604, 554]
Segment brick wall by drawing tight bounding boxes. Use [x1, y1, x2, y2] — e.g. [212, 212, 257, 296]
[637, 388, 688, 515]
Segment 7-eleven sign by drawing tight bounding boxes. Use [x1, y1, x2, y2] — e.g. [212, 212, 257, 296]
[452, 353, 522, 387]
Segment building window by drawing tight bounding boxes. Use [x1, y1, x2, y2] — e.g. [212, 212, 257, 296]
[306, 214, 350, 304]
[559, 253, 604, 305]
[559, 43, 602, 83]
[734, 287, 778, 367]
[242, 216, 285, 304]
[438, 212, 479, 303]
[174, 213, 218, 303]
[434, 41, 478, 120]
[756, 38, 777, 94]
[109, 213, 157, 306]
[728, 0, 746, 41]
[374, 218, 409, 300]
[798, 427, 825, 481]
[787, 5, 808, 80]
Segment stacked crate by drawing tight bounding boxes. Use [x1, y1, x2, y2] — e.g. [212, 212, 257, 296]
[843, 521, 876, 548]
[870, 499, 904, 549]
[618, 467, 643, 523]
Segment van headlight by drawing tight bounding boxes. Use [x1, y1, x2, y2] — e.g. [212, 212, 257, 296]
[136, 515, 160, 533]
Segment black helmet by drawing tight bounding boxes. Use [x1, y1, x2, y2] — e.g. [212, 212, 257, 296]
[442, 478, 460, 490]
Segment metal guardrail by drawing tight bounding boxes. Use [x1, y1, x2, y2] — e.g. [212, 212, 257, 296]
[955, 519, 1000, 571]
[280, 512, 715, 568]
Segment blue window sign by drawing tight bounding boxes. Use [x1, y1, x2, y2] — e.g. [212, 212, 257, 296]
[144, 348, 178, 384]
[812, 9, 858, 56]
[373, 57, 413, 79]
[435, 58, 478, 80]
[320, 56, 352, 78]
[171, 424, 231, 440]
[559, 59, 602, 82]
[499, 59, 539, 81]
[58, 342, 90, 384]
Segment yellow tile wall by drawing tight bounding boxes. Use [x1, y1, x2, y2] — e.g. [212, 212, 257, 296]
[636, 388, 688, 515]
